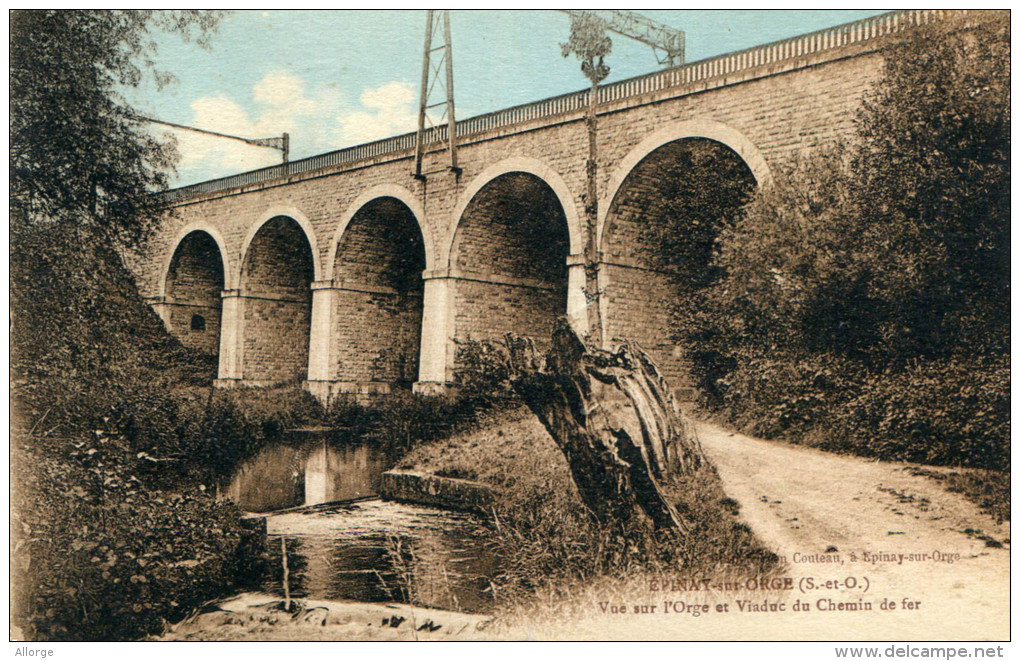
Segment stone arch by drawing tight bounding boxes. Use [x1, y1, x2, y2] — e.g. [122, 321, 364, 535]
[239, 214, 316, 383]
[329, 191, 428, 388]
[326, 184, 432, 276]
[597, 119, 765, 391]
[445, 160, 577, 365]
[239, 204, 322, 287]
[598, 119, 771, 250]
[159, 221, 233, 295]
[442, 157, 582, 268]
[161, 226, 227, 358]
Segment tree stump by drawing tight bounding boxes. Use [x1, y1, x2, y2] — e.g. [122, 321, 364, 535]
[505, 320, 704, 532]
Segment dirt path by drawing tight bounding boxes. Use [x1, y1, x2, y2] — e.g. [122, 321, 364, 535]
[696, 421, 1010, 640]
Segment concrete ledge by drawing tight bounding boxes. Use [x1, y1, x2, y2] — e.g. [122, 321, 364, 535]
[215, 378, 280, 389]
[412, 381, 451, 396]
[674, 387, 698, 402]
[303, 379, 332, 403]
[303, 380, 400, 405]
[379, 470, 494, 513]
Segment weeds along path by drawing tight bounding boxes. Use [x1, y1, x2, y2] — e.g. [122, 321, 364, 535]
[697, 421, 1010, 640]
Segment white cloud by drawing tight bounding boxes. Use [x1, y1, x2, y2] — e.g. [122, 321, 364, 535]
[169, 74, 419, 184]
[333, 81, 417, 146]
[171, 71, 341, 181]
[253, 71, 318, 117]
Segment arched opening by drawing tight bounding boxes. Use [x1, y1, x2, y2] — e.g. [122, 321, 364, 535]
[163, 230, 224, 359]
[333, 197, 426, 387]
[240, 215, 314, 383]
[602, 137, 757, 390]
[450, 172, 570, 363]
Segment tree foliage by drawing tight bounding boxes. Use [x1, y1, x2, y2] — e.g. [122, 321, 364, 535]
[11, 10, 223, 413]
[10, 10, 220, 246]
[851, 14, 1010, 358]
[637, 139, 757, 291]
[561, 11, 614, 341]
[561, 12, 612, 86]
[687, 15, 1010, 365]
[9, 12, 248, 641]
[660, 14, 1009, 468]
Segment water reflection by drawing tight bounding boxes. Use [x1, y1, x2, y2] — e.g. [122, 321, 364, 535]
[227, 434, 499, 613]
[226, 436, 390, 512]
[264, 500, 498, 614]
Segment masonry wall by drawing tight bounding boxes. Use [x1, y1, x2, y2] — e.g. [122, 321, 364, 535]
[241, 216, 314, 382]
[333, 290, 423, 384]
[452, 281, 565, 348]
[332, 197, 425, 385]
[601, 139, 756, 387]
[135, 43, 889, 392]
[163, 231, 223, 356]
[450, 173, 570, 361]
[601, 266, 685, 386]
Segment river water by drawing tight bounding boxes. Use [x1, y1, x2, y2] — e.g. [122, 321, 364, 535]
[226, 434, 499, 614]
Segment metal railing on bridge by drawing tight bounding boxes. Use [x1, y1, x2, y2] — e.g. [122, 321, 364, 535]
[163, 9, 949, 204]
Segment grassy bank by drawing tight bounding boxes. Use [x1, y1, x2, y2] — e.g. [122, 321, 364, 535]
[398, 402, 782, 619]
[9, 229, 276, 641]
[905, 466, 1010, 525]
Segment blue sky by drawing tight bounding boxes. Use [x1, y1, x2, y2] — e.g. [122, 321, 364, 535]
[132, 10, 888, 186]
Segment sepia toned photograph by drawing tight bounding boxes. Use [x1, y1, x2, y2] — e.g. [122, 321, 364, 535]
[9, 8, 1010, 648]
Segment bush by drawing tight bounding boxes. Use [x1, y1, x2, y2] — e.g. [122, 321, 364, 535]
[699, 348, 1009, 471]
[452, 337, 517, 403]
[667, 17, 1009, 471]
[163, 385, 324, 487]
[825, 355, 1010, 470]
[9, 224, 281, 640]
[325, 387, 515, 460]
[11, 428, 264, 641]
[709, 348, 863, 440]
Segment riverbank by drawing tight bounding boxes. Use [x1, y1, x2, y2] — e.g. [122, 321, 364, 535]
[158, 592, 492, 641]
[397, 403, 782, 616]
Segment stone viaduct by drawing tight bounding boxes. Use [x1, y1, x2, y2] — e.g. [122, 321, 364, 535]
[132, 10, 955, 403]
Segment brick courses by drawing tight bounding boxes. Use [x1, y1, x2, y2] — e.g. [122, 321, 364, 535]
[162, 230, 224, 356]
[240, 216, 314, 382]
[132, 42, 888, 398]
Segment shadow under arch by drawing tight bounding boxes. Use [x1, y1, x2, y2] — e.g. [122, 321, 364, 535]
[442, 157, 582, 269]
[329, 189, 428, 388]
[161, 225, 228, 360]
[596, 119, 766, 390]
[159, 221, 232, 295]
[598, 118, 771, 252]
[326, 184, 432, 276]
[238, 213, 317, 383]
[238, 204, 322, 287]
[443, 160, 578, 368]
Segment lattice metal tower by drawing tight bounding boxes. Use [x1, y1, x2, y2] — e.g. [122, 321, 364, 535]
[413, 10, 459, 179]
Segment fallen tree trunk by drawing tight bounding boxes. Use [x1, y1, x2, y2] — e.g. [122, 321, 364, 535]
[505, 320, 704, 532]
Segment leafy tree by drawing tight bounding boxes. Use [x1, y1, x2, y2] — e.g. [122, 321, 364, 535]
[851, 13, 1010, 359]
[11, 11, 223, 416]
[9, 12, 276, 643]
[678, 13, 1009, 369]
[637, 139, 756, 291]
[662, 13, 1009, 466]
[10, 10, 220, 246]
[685, 147, 877, 357]
[561, 12, 612, 89]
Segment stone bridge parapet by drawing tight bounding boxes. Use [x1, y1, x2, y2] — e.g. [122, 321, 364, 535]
[134, 10, 974, 403]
